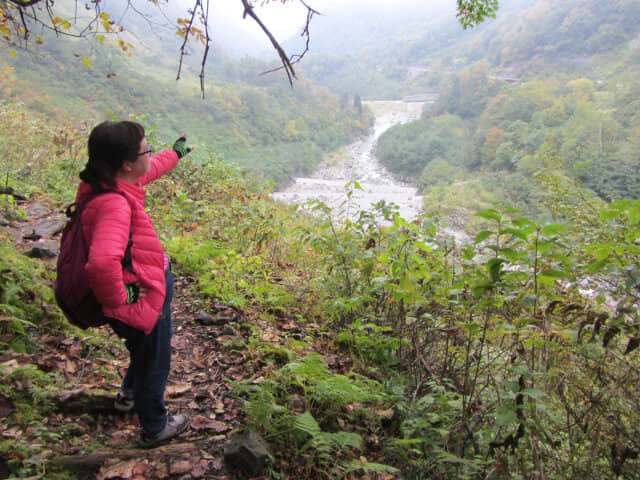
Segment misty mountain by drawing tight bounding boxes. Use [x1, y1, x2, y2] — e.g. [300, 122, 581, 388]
[292, 0, 640, 99]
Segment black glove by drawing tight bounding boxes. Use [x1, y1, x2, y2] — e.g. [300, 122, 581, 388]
[125, 283, 140, 303]
[172, 135, 192, 159]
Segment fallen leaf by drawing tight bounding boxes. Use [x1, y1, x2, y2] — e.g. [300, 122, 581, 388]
[280, 322, 299, 331]
[97, 459, 137, 480]
[190, 459, 210, 478]
[55, 388, 87, 402]
[166, 383, 190, 397]
[169, 460, 192, 475]
[154, 462, 169, 479]
[210, 457, 224, 470]
[191, 415, 229, 433]
[0, 360, 20, 376]
[1, 427, 21, 439]
[132, 461, 149, 475]
[375, 408, 395, 420]
[108, 430, 132, 446]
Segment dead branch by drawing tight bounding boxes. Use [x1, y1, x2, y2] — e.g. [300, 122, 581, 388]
[176, 0, 200, 83]
[199, 0, 211, 97]
[53, 443, 198, 468]
[3, 0, 314, 95]
[241, 0, 296, 86]
[260, 0, 320, 77]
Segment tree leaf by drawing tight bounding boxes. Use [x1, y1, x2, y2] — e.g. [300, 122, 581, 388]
[502, 227, 529, 241]
[539, 269, 568, 279]
[540, 223, 568, 235]
[474, 230, 493, 244]
[493, 406, 518, 426]
[475, 209, 501, 222]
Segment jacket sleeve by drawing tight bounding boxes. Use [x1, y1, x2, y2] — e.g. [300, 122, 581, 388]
[138, 149, 179, 186]
[82, 194, 132, 308]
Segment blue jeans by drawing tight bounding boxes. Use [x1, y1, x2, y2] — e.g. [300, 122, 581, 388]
[109, 271, 174, 435]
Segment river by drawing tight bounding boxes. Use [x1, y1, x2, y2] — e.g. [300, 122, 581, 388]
[271, 101, 425, 222]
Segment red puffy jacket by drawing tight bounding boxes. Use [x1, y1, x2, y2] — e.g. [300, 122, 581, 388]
[76, 150, 179, 334]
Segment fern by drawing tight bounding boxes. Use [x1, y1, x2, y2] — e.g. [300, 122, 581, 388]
[314, 431, 362, 451]
[280, 352, 329, 384]
[278, 352, 387, 408]
[293, 411, 322, 439]
[293, 412, 362, 451]
[343, 460, 400, 475]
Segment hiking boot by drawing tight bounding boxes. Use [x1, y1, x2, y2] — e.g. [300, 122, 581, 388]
[114, 392, 134, 412]
[138, 414, 190, 448]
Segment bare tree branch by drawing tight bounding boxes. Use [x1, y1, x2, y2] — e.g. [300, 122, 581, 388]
[199, 0, 212, 98]
[241, 0, 295, 86]
[260, 0, 319, 78]
[176, 0, 200, 83]
[18, 6, 28, 40]
[2, 0, 317, 94]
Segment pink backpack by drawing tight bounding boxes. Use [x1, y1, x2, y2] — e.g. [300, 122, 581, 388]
[55, 192, 133, 329]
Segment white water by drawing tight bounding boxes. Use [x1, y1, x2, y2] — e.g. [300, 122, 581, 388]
[271, 101, 425, 222]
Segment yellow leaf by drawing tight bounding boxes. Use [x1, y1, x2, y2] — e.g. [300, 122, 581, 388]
[99, 12, 109, 20]
[82, 57, 91, 68]
[9, 49, 16, 57]
[0, 26, 9, 36]
[95, 34, 104, 44]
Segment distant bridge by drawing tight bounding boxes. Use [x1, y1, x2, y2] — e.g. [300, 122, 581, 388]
[488, 75, 520, 83]
[402, 93, 439, 103]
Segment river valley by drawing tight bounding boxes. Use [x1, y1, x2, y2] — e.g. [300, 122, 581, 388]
[272, 101, 426, 222]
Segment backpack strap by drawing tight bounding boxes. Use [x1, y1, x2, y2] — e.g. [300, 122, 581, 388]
[122, 230, 134, 273]
[67, 190, 135, 273]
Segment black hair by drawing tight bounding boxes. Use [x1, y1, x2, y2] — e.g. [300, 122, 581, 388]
[79, 121, 145, 190]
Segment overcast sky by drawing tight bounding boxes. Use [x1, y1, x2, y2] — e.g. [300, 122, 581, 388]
[212, 0, 444, 42]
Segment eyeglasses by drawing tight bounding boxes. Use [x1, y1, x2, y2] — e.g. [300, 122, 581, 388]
[137, 149, 152, 156]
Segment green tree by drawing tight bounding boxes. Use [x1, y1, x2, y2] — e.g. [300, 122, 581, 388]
[354, 94, 363, 114]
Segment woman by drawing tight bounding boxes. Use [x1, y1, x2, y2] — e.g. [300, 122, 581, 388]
[76, 120, 191, 447]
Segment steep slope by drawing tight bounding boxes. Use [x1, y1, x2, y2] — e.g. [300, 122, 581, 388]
[0, 16, 371, 186]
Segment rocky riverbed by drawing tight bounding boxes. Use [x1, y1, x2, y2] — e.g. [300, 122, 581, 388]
[272, 101, 425, 223]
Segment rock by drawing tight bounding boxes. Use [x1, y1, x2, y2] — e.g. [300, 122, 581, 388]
[222, 325, 236, 336]
[23, 246, 57, 259]
[223, 430, 271, 476]
[290, 394, 306, 413]
[21, 217, 66, 240]
[24, 203, 50, 219]
[195, 310, 232, 326]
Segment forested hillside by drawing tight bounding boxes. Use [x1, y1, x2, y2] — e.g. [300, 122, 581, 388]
[374, 0, 640, 223]
[0, 28, 371, 186]
[301, 0, 640, 98]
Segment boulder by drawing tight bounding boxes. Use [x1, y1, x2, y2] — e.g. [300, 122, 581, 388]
[223, 430, 271, 476]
